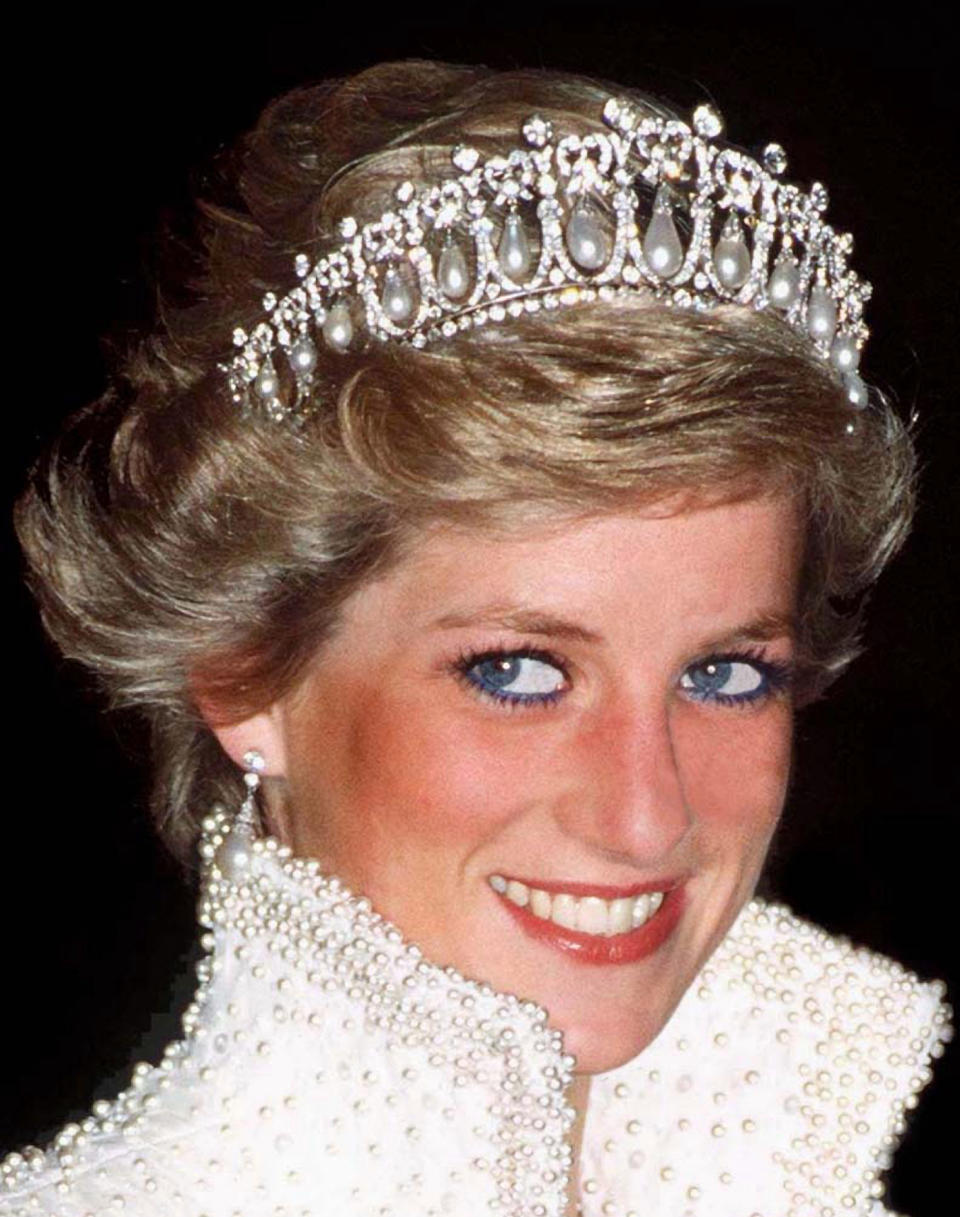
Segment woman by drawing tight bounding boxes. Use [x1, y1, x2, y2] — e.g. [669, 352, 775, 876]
[1, 59, 950, 1216]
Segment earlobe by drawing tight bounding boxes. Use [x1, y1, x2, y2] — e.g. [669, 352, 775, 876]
[195, 700, 289, 780]
[200, 705, 295, 847]
[191, 682, 293, 840]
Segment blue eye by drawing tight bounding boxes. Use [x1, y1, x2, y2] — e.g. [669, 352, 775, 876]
[460, 650, 567, 705]
[680, 652, 792, 706]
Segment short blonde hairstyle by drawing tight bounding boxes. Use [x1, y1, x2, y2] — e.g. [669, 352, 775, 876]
[15, 60, 916, 863]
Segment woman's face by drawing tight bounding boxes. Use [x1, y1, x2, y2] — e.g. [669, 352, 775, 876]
[251, 491, 802, 1074]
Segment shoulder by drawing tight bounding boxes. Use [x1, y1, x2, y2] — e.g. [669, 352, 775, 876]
[719, 898, 950, 1105]
[714, 900, 952, 1210]
[585, 899, 951, 1216]
[0, 1070, 233, 1217]
[1, 960, 231, 1216]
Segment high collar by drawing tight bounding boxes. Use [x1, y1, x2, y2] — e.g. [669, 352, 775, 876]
[199, 808, 580, 1213]
[1, 810, 950, 1217]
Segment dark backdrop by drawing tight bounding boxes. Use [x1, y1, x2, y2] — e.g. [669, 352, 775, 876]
[3, 7, 956, 1214]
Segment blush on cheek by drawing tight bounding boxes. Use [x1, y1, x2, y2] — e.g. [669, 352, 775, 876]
[681, 705, 793, 836]
[332, 688, 540, 854]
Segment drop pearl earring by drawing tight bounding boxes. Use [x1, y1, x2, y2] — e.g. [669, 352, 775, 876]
[214, 749, 266, 880]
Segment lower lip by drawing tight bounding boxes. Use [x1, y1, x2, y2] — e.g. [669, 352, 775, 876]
[494, 886, 684, 965]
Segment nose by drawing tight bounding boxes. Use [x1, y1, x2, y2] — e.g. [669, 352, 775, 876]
[555, 694, 694, 866]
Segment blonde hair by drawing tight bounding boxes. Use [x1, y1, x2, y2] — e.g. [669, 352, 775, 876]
[15, 60, 916, 864]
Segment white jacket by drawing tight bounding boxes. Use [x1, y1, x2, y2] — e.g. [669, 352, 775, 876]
[2, 809, 950, 1216]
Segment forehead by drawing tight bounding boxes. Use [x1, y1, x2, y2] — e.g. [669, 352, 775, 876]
[343, 491, 803, 646]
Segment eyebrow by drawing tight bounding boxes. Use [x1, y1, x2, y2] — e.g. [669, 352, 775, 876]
[430, 606, 603, 644]
[708, 611, 798, 648]
[429, 606, 797, 649]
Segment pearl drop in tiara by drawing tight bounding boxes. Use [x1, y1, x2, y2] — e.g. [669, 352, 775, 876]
[224, 95, 871, 425]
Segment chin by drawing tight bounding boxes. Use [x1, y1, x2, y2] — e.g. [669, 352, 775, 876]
[561, 1022, 659, 1076]
[549, 998, 677, 1076]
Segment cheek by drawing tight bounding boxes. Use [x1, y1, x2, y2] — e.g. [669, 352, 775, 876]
[678, 703, 793, 845]
[295, 678, 555, 864]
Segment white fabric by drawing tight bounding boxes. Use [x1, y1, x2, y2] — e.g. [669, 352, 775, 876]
[1, 818, 949, 1217]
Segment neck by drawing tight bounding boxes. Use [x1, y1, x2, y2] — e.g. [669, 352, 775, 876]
[566, 1073, 592, 1217]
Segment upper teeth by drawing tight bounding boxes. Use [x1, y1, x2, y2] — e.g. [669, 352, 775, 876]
[488, 876, 665, 937]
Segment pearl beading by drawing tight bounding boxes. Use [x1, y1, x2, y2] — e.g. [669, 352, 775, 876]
[580, 908, 952, 1217]
[2, 811, 950, 1216]
[225, 96, 872, 425]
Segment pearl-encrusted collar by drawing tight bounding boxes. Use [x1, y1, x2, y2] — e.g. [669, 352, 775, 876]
[1, 809, 951, 1217]
[199, 809, 580, 1212]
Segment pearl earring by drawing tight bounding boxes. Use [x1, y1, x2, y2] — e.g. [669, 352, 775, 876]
[213, 749, 266, 880]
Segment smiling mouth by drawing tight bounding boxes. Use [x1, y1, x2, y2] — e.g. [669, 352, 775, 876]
[487, 872, 683, 965]
[488, 875, 665, 937]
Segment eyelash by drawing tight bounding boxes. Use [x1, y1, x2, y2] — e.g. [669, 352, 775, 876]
[451, 644, 570, 711]
[683, 645, 794, 709]
[450, 642, 794, 711]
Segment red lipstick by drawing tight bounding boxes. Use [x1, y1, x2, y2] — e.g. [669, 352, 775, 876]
[492, 880, 684, 966]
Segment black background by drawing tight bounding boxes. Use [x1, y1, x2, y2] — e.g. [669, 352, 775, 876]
[3, 7, 957, 1213]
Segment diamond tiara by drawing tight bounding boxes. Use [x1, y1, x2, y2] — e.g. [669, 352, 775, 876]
[224, 95, 872, 424]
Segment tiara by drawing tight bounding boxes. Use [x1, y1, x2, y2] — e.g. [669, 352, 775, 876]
[225, 96, 871, 424]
